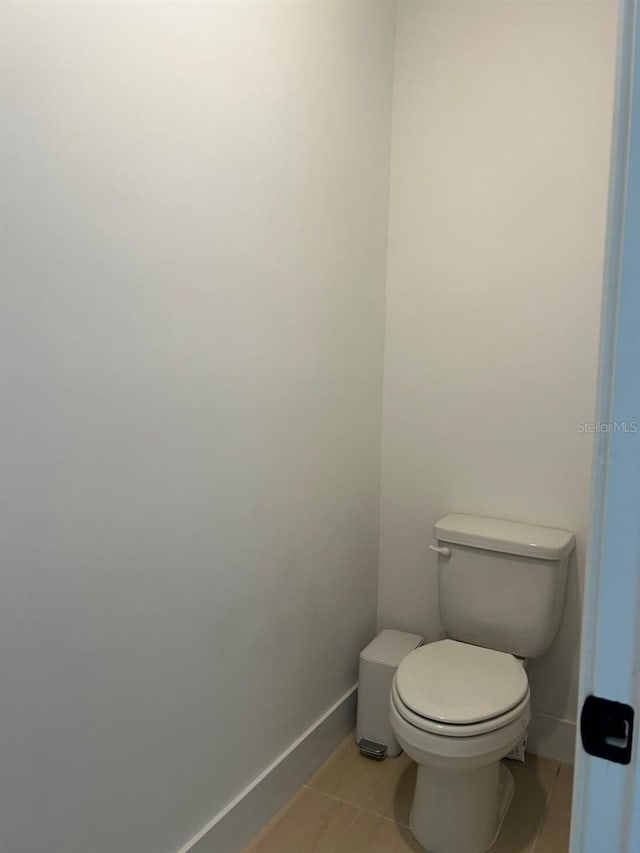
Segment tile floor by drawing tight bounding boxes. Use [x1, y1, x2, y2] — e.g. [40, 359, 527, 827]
[244, 733, 573, 853]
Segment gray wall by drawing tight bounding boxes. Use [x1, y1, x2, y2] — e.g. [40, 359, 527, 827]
[0, 3, 396, 851]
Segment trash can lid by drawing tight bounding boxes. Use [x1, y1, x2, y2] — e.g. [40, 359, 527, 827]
[360, 629, 423, 667]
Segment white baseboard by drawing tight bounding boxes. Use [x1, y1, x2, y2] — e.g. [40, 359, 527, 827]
[527, 710, 576, 765]
[178, 684, 358, 853]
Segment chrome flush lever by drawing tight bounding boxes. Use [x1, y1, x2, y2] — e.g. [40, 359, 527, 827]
[429, 543, 451, 558]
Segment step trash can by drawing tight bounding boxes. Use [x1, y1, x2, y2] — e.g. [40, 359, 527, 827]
[356, 629, 423, 760]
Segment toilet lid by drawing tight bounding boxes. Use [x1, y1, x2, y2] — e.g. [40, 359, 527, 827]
[395, 639, 529, 725]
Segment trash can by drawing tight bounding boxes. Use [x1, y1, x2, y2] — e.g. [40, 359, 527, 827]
[356, 629, 423, 759]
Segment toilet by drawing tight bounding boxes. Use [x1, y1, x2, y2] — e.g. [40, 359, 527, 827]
[389, 513, 574, 853]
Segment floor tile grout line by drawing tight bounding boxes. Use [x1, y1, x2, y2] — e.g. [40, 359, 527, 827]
[335, 801, 367, 852]
[304, 750, 402, 812]
[302, 782, 413, 828]
[246, 785, 365, 853]
[529, 762, 562, 853]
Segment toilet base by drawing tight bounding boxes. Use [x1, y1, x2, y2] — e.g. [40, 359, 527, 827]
[409, 760, 514, 853]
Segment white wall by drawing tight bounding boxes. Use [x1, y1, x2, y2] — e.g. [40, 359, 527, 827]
[378, 0, 618, 731]
[0, 3, 395, 852]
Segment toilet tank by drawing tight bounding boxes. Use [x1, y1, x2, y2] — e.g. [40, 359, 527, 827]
[434, 514, 575, 659]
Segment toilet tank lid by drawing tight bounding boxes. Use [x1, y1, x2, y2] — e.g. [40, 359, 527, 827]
[434, 514, 575, 560]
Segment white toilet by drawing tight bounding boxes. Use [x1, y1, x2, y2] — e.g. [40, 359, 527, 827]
[389, 513, 574, 853]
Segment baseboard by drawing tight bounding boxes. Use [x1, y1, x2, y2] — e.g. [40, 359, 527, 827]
[527, 710, 576, 765]
[177, 684, 358, 853]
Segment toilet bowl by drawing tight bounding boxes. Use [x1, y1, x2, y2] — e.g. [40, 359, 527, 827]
[390, 639, 530, 853]
[391, 513, 573, 852]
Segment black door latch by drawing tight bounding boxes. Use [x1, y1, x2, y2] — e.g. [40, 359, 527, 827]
[580, 695, 634, 765]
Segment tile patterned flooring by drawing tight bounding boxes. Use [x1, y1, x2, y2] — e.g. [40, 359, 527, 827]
[244, 733, 573, 853]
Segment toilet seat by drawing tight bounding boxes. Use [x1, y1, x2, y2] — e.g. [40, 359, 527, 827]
[394, 639, 529, 735]
[392, 678, 530, 737]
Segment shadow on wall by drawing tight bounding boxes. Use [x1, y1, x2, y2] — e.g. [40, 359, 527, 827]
[527, 547, 582, 725]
